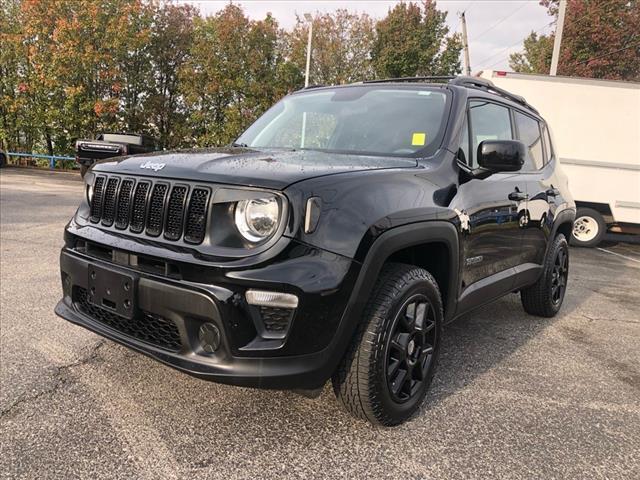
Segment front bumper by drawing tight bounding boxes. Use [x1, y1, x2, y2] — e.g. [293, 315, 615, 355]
[56, 246, 357, 390]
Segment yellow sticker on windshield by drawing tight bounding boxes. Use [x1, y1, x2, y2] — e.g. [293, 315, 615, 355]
[412, 132, 426, 146]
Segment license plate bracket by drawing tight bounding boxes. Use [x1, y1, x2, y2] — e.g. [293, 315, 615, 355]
[88, 264, 138, 319]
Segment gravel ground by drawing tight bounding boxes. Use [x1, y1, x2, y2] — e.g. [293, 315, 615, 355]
[1, 168, 639, 480]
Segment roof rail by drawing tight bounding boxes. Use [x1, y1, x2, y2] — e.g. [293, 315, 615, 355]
[450, 75, 539, 114]
[449, 75, 495, 88]
[363, 76, 454, 84]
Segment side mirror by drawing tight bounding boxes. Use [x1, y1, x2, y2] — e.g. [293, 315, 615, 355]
[477, 140, 525, 172]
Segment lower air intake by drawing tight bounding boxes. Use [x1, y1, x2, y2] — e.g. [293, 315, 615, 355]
[74, 287, 182, 352]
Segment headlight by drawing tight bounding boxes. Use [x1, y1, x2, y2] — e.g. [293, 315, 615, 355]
[234, 196, 280, 242]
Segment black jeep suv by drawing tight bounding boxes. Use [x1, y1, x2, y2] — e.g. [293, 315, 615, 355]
[56, 76, 575, 426]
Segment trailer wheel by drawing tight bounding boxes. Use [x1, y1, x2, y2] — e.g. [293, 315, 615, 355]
[571, 208, 606, 247]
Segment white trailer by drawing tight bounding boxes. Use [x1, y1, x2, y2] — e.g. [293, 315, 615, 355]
[480, 70, 640, 247]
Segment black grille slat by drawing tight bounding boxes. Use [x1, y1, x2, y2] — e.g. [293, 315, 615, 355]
[74, 287, 182, 352]
[146, 183, 168, 237]
[115, 179, 134, 229]
[101, 177, 119, 226]
[260, 306, 293, 333]
[184, 188, 210, 244]
[89, 176, 106, 223]
[130, 181, 150, 233]
[164, 185, 188, 241]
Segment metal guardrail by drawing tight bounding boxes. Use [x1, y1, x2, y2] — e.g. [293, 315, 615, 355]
[6, 151, 75, 169]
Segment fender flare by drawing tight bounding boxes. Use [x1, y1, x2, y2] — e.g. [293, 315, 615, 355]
[546, 207, 576, 257]
[318, 221, 460, 383]
[350, 221, 459, 321]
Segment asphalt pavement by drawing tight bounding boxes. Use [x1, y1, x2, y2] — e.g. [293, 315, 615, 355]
[1, 168, 639, 479]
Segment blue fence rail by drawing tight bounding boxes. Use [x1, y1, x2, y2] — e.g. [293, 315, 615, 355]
[6, 151, 75, 169]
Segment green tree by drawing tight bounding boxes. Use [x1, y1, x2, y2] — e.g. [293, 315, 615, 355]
[145, 3, 197, 148]
[286, 10, 376, 85]
[180, 5, 296, 146]
[509, 32, 554, 73]
[372, 0, 462, 78]
[0, 0, 28, 152]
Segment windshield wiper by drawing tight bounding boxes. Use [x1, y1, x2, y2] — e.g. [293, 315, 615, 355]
[231, 142, 248, 147]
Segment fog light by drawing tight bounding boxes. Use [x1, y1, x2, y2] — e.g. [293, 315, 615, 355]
[198, 323, 221, 353]
[245, 290, 298, 309]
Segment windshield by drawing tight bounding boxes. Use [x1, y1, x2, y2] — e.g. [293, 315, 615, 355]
[236, 86, 449, 157]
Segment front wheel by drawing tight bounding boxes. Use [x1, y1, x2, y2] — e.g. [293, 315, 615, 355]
[571, 208, 606, 247]
[332, 263, 443, 426]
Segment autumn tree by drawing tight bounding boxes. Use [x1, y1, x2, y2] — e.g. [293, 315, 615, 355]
[373, 0, 462, 78]
[0, 0, 29, 152]
[145, 3, 197, 148]
[180, 5, 297, 147]
[286, 10, 376, 85]
[510, 0, 639, 81]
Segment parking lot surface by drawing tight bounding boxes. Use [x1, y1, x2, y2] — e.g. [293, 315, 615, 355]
[1, 168, 639, 479]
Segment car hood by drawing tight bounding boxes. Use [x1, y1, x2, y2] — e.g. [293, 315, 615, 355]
[91, 147, 418, 190]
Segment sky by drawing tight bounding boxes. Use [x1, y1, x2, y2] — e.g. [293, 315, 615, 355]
[178, 0, 556, 73]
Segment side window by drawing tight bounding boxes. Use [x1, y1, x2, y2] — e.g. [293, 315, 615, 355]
[542, 123, 553, 163]
[457, 115, 470, 166]
[514, 111, 544, 170]
[468, 101, 513, 168]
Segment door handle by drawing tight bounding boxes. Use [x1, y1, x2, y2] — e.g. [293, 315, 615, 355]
[546, 187, 560, 197]
[508, 190, 528, 201]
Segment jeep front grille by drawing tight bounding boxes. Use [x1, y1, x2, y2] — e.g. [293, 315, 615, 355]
[89, 175, 210, 244]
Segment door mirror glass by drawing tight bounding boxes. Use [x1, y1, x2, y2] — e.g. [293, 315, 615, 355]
[477, 140, 525, 172]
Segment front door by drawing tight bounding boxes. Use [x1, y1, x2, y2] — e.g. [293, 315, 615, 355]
[451, 100, 526, 306]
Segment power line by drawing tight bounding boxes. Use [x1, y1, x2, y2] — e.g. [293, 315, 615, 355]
[469, 2, 528, 42]
[474, 20, 556, 68]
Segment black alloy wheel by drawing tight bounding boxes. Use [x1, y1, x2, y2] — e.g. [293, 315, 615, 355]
[386, 295, 437, 403]
[551, 245, 568, 306]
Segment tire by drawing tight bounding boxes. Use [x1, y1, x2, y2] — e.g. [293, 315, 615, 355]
[332, 263, 443, 426]
[80, 164, 89, 178]
[521, 234, 569, 317]
[571, 207, 606, 247]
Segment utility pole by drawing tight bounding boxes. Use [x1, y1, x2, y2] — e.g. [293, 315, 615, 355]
[460, 11, 471, 76]
[304, 13, 313, 87]
[550, 0, 567, 76]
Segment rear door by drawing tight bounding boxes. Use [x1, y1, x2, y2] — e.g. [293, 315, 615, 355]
[451, 99, 526, 295]
[513, 111, 556, 265]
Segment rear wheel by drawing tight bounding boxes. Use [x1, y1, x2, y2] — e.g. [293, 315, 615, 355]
[521, 234, 569, 317]
[332, 263, 442, 426]
[571, 208, 606, 247]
